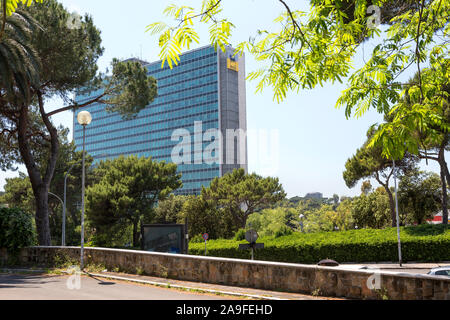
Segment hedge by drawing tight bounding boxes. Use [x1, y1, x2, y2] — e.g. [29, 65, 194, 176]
[188, 224, 450, 263]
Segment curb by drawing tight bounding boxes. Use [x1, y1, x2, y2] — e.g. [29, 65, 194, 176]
[0, 268, 47, 273]
[85, 272, 285, 300]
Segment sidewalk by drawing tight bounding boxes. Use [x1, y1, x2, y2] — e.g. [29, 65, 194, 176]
[336, 262, 450, 274]
[86, 270, 344, 300]
[0, 267, 342, 300]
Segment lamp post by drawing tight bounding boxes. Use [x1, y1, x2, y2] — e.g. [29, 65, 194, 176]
[299, 214, 305, 233]
[48, 192, 64, 244]
[393, 159, 403, 267]
[63, 162, 77, 247]
[63, 153, 109, 247]
[77, 110, 92, 270]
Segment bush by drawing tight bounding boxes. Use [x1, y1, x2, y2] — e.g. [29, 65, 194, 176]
[189, 234, 205, 243]
[274, 225, 293, 238]
[188, 224, 450, 263]
[234, 229, 246, 241]
[0, 207, 36, 251]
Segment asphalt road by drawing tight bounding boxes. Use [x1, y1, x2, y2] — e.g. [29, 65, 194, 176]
[0, 273, 231, 300]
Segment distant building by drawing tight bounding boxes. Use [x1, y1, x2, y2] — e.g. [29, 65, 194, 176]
[74, 45, 247, 195]
[304, 192, 323, 200]
[427, 211, 446, 224]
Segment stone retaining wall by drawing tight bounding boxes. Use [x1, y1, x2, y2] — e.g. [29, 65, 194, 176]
[1, 246, 449, 300]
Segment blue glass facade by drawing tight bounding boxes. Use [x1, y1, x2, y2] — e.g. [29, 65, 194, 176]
[74, 45, 246, 195]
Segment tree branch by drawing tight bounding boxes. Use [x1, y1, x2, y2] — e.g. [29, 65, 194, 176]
[46, 92, 107, 117]
[278, 0, 312, 50]
[37, 91, 59, 186]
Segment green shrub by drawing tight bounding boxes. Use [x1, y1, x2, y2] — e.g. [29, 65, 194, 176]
[189, 234, 205, 243]
[188, 224, 450, 264]
[233, 228, 246, 241]
[274, 225, 293, 238]
[0, 207, 36, 251]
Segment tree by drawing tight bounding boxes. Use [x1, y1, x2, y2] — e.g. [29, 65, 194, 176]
[149, 0, 449, 223]
[0, 6, 41, 103]
[351, 187, 392, 229]
[1, 172, 34, 213]
[343, 127, 417, 226]
[361, 180, 373, 195]
[154, 194, 188, 224]
[367, 71, 450, 224]
[398, 169, 441, 225]
[302, 204, 335, 233]
[202, 168, 286, 230]
[246, 207, 299, 237]
[86, 155, 182, 247]
[0, 0, 158, 245]
[179, 195, 233, 240]
[1, 128, 94, 245]
[332, 199, 355, 231]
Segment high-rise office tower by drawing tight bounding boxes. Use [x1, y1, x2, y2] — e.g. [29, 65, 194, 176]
[73, 45, 247, 195]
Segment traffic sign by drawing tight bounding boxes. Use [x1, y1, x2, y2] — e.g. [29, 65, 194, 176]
[245, 230, 258, 243]
[202, 233, 209, 241]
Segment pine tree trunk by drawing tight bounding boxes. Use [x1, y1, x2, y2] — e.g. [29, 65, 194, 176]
[17, 106, 51, 245]
[35, 186, 52, 245]
[16, 94, 60, 246]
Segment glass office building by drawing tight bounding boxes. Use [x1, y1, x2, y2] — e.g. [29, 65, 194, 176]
[73, 45, 247, 195]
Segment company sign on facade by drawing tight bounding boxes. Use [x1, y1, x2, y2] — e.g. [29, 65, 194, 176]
[227, 58, 239, 72]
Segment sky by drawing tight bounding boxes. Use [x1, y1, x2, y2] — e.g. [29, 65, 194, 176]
[0, 0, 441, 198]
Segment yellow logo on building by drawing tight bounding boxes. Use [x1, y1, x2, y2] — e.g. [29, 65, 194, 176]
[227, 58, 239, 72]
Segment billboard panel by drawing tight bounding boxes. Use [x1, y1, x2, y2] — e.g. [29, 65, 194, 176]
[141, 224, 186, 253]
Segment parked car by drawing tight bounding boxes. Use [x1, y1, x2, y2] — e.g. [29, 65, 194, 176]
[427, 266, 450, 277]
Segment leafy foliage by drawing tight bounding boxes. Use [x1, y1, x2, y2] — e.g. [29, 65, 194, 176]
[154, 194, 188, 224]
[149, 0, 449, 167]
[1, 0, 42, 16]
[233, 228, 246, 241]
[189, 224, 450, 263]
[0, 7, 41, 102]
[351, 187, 392, 228]
[247, 207, 299, 237]
[202, 168, 286, 229]
[180, 195, 234, 240]
[0, 128, 94, 245]
[0, 207, 36, 251]
[102, 58, 157, 120]
[86, 155, 182, 247]
[0, 0, 159, 245]
[398, 168, 441, 225]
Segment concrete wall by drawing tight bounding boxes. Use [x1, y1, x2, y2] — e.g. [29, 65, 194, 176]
[2, 246, 449, 300]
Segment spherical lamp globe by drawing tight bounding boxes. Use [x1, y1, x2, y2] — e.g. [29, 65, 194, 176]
[77, 111, 92, 126]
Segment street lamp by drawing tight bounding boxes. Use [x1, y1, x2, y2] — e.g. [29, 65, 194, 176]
[299, 214, 305, 233]
[77, 110, 92, 270]
[48, 192, 64, 244]
[63, 153, 109, 247]
[393, 159, 403, 267]
[63, 162, 77, 247]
